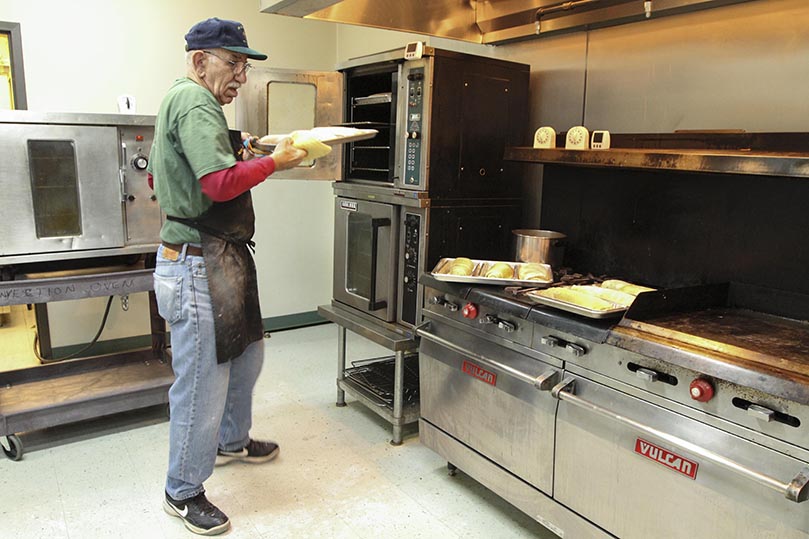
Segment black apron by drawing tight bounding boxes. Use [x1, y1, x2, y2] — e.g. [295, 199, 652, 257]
[167, 130, 264, 363]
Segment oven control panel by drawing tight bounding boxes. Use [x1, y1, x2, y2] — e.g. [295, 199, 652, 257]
[404, 67, 425, 188]
[400, 212, 422, 326]
[424, 289, 533, 349]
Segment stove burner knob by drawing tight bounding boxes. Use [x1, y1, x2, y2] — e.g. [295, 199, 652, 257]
[462, 303, 478, 319]
[131, 154, 149, 171]
[540, 335, 561, 347]
[689, 378, 715, 402]
[565, 343, 586, 357]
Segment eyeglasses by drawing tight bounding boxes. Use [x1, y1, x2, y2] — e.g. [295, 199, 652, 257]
[202, 50, 252, 75]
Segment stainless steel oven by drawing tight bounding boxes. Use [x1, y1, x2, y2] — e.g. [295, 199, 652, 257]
[333, 195, 399, 322]
[0, 111, 159, 268]
[333, 183, 520, 327]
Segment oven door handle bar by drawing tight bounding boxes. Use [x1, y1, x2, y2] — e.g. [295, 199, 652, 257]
[551, 377, 809, 503]
[367, 218, 390, 311]
[417, 327, 560, 390]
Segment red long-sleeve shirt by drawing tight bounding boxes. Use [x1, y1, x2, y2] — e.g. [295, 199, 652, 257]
[148, 156, 276, 202]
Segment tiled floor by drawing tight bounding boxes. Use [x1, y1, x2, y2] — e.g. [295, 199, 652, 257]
[0, 323, 558, 538]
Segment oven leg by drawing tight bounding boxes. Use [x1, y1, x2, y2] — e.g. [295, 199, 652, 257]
[447, 463, 458, 477]
[390, 349, 405, 446]
[336, 325, 347, 407]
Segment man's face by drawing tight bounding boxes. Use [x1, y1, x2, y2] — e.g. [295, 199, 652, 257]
[201, 49, 249, 105]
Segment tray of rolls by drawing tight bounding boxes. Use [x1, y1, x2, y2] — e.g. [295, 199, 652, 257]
[525, 279, 656, 319]
[431, 257, 554, 287]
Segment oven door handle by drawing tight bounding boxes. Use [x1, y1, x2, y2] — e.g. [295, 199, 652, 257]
[416, 327, 561, 391]
[367, 218, 390, 311]
[551, 377, 809, 503]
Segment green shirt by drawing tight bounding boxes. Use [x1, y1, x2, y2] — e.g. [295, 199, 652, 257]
[148, 78, 237, 244]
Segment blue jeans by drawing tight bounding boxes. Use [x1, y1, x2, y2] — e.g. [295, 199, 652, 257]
[153, 244, 264, 500]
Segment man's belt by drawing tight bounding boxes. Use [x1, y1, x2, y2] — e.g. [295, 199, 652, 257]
[161, 242, 203, 260]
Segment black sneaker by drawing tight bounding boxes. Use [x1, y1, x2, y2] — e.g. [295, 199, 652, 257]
[163, 491, 230, 536]
[216, 439, 280, 466]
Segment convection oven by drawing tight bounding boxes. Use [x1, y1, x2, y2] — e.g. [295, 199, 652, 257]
[0, 111, 159, 270]
[239, 45, 529, 328]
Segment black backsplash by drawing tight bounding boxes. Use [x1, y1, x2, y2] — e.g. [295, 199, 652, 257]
[540, 164, 809, 295]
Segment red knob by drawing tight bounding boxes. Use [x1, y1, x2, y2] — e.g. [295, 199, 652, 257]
[689, 378, 715, 402]
[462, 303, 478, 319]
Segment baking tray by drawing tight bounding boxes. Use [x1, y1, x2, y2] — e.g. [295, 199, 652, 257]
[430, 258, 553, 288]
[253, 127, 379, 152]
[525, 289, 627, 319]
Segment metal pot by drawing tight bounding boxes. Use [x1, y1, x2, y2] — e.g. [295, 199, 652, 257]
[512, 229, 566, 267]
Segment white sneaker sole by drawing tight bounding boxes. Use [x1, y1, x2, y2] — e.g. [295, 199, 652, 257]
[162, 499, 231, 536]
[215, 445, 280, 466]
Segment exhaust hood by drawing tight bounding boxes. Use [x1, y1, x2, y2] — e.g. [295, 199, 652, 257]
[260, 0, 758, 44]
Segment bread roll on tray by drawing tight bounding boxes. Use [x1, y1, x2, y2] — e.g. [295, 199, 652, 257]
[571, 285, 635, 307]
[533, 287, 617, 312]
[485, 262, 514, 279]
[517, 263, 552, 282]
[447, 257, 475, 276]
[601, 279, 656, 296]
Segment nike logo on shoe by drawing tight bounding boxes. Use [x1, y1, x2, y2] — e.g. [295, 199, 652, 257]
[177, 505, 189, 517]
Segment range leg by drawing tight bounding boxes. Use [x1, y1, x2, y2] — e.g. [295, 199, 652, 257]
[390, 349, 404, 446]
[336, 325, 347, 407]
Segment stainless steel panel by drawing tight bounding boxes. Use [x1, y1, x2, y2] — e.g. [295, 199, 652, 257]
[555, 373, 809, 538]
[583, 1, 809, 132]
[261, 0, 480, 43]
[566, 342, 809, 450]
[235, 67, 343, 180]
[424, 290, 534, 348]
[0, 110, 155, 127]
[0, 124, 124, 257]
[419, 419, 616, 539]
[119, 125, 161, 246]
[419, 320, 558, 493]
[333, 197, 398, 321]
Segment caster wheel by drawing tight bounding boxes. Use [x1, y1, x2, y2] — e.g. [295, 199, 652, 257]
[2, 435, 23, 461]
[447, 462, 457, 477]
[263, 330, 271, 338]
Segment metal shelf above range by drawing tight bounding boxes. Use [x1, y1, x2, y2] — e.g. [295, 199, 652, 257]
[505, 132, 809, 179]
[505, 147, 809, 179]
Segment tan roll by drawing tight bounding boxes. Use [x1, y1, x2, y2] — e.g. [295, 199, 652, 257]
[533, 287, 617, 311]
[601, 279, 656, 296]
[517, 263, 552, 282]
[571, 285, 635, 307]
[448, 257, 475, 276]
[485, 262, 514, 279]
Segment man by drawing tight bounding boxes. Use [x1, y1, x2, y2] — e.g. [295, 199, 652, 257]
[148, 17, 307, 536]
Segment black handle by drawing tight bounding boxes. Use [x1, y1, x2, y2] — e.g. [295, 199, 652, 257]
[368, 218, 391, 311]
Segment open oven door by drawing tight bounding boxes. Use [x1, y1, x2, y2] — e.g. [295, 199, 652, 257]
[235, 67, 343, 181]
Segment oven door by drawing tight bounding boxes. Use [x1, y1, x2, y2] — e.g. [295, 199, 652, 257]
[235, 67, 343, 181]
[333, 197, 398, 322]
[419, 317, 559, 494]
[0, 124, 124, 257]
[554, 370, 809, 539]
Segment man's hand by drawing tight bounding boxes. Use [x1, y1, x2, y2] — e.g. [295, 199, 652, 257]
[271, 137, 308, 171]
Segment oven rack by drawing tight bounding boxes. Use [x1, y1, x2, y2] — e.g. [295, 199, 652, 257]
[344, 354, 419, 409]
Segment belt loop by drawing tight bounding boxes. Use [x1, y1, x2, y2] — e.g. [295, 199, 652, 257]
[180, 243, 189, 261]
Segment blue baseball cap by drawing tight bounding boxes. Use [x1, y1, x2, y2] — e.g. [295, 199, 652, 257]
[185, 17, 267, 60]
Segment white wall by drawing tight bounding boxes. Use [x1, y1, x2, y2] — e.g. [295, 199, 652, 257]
[0, 0, 340, 346]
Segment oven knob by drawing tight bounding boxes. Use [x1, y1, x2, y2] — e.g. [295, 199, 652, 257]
[689, 378, 715, 402]
[462, 303, 478, 319]
[131, 154, 149, 171]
